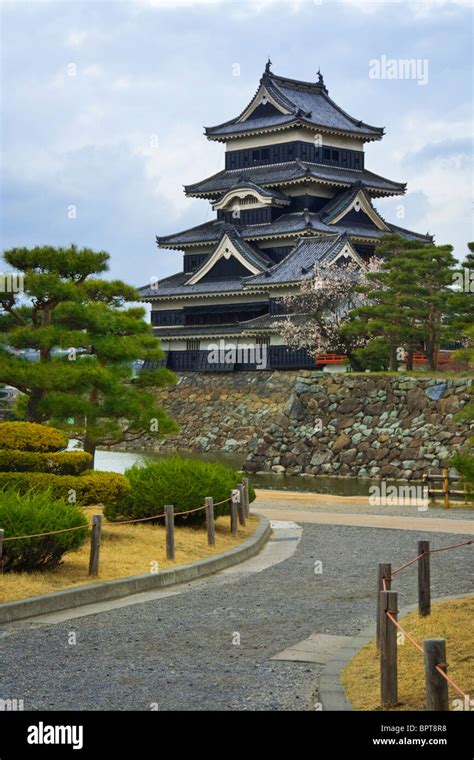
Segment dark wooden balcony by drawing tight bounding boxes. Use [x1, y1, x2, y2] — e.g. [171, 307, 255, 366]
[161, 346, 315, 372]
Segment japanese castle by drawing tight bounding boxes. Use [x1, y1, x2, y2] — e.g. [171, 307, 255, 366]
[140, 62, 431, 371]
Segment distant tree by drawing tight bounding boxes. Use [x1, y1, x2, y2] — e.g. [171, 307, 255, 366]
[445, 242, 474, 343]
[352, 337, 391, 372]
[450, 321, 474, 490]
[0, 245, 177, 463]
[350, 236, 458, 370]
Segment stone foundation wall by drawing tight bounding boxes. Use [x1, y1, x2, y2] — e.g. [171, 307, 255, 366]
[132, 372, 472, 480]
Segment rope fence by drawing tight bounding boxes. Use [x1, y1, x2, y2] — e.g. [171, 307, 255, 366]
[0, 478, 251, 577]
[2, 524, 91, 542]
[377, 538, 472, 710]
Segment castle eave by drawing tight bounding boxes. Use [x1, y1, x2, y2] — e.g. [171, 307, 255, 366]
[205, 120, 383, 143]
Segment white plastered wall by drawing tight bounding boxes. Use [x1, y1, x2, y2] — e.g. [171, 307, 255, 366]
[226, 127, 364, 153]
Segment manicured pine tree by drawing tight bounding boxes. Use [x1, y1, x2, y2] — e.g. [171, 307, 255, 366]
[0, 245, 178, 463]
[351, 235, 458, 370]
[445, 242, 474, 342]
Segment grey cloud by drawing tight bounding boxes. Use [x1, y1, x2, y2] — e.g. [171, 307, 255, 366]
[402, 138, 472, 167]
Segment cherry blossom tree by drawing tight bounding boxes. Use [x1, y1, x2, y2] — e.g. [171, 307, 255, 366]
[279, 258, 381, 369]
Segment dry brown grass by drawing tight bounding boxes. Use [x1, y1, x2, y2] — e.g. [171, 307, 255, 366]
[341, 595, 474, 711]
[0, 509, 259, 603]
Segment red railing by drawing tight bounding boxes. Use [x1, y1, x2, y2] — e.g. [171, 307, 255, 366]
[316, 353, 347, 365]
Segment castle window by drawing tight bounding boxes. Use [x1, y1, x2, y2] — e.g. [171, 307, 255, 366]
[261, 148, 269, 160]
[331, 150, 339, 161]
[252, 150, 260, 162]
[239, 194, 258, 206]
[186, 339, 200, 351]
[323, 148, 331, 160]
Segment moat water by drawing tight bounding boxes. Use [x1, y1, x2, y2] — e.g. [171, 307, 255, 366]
[94, 448, 410, 497]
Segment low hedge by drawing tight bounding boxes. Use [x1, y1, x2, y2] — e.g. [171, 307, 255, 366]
[104, 456, 256, 523]
[0, 471, 130, 510]
[0, 449, 93, 475]
[0, 488, 88, 572]
[450, 452, 474, 495]
[0, 422, 68, 453]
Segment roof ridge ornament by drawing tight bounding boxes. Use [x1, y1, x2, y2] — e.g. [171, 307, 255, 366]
[316, 68, 328, 93]
[295, 158, 311, 176]
[295, 106, 311, 118]
[265, 57, 272, 74]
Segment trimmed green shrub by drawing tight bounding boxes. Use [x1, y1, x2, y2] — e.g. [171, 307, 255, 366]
[0, 449, 92, 475]
[353, 338, 390, 372]
[450, 452, 474, 497]
[0, 471, 130, 510]
[0, 489, 88, 572]
[104, 456, 255, 523]
[0, 422, 68, 453]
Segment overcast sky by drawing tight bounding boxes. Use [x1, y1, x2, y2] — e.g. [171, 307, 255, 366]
[1, 0, 472, 289]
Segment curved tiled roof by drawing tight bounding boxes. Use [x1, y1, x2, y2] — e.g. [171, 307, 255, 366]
[319, 184, 364, 222]
[157, 220, 226, 247]
[226, 229, 274, 269]
[184, 160, 406, 198]
[205, 69, 384, 141]
[318, 184, 390, 229]
[140, 271, 246, 298]
[156, 207, 431, 250]
[144, 229, 273, 298]
[245, 235, 352, 286]
[142, 232, 365, 299]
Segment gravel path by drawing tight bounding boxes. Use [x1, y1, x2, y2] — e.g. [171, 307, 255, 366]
[255, 489, 474, 520]
[1, 523, 472, 711]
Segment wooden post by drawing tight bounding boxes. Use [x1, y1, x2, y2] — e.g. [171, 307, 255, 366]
[423, 473, 435, 506]
[229, 490, 238, 536]
[376, 563, 392, 650]
[380, 590, 398, 708]
[205, 497, 215, 546]
[237, 484, 246, 527]
[0, 528, 4, 569]
[88, 514, 102, 577]
[165, 504, 175, 560]
[242, 478, 250, 517]
[442, 468, 450, 509]
[418, 540, 431, 617]
[424, 638, 449, 711]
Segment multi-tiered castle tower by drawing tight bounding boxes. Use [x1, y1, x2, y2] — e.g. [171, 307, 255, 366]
[140, 62, 431, 371]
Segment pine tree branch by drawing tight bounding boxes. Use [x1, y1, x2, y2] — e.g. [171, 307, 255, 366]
[0, 296, 28, 326]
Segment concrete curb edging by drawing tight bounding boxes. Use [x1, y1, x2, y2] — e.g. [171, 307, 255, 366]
[0, 514, 271, 625]
[319, 592, 473, 711]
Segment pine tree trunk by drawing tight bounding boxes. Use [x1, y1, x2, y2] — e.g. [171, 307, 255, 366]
[406, 348, 414, 372]
[25, 388, 46, 422]
[426, 339, 437, 371]
[83, 437, 96, 467]
[389, 339, 398, 371]
[347, 352, 363, 372]
[83, 386, 100, 467]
